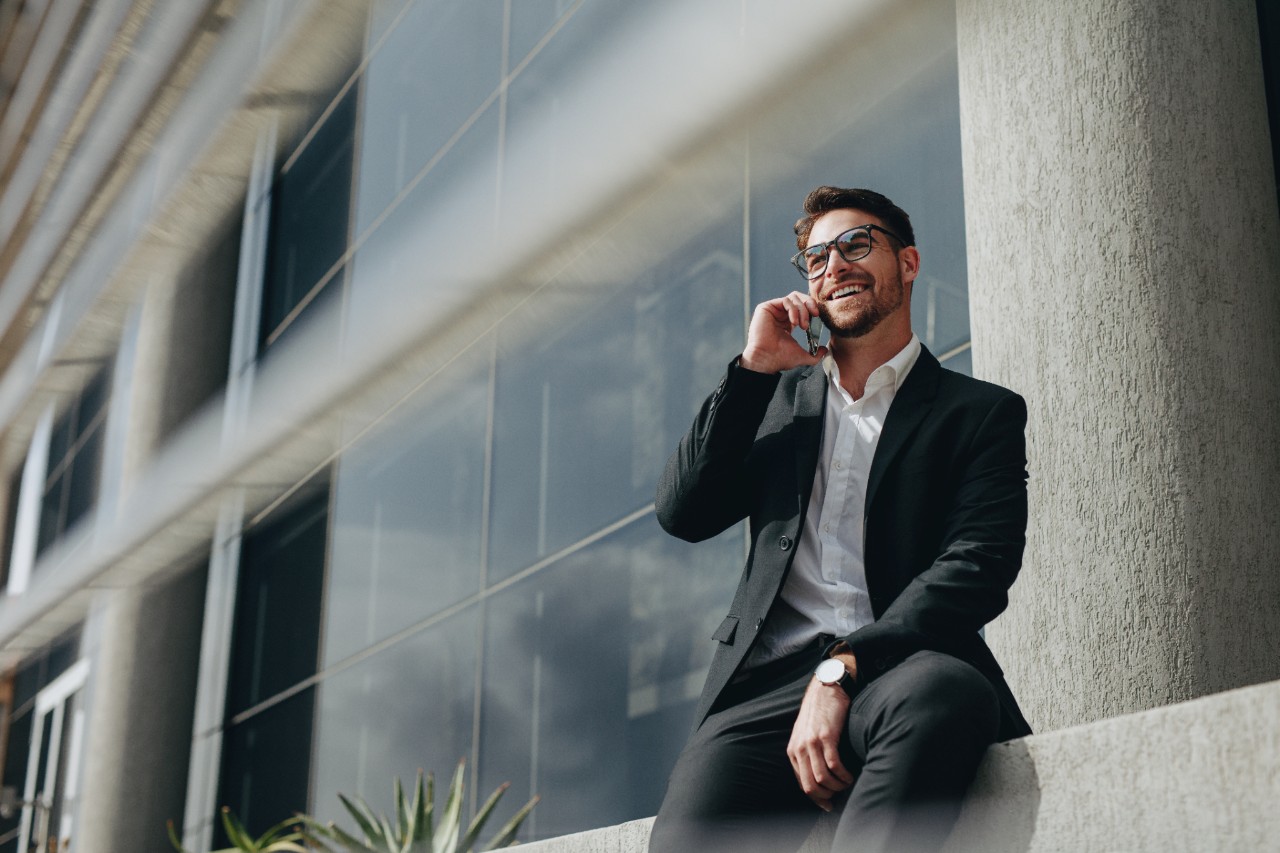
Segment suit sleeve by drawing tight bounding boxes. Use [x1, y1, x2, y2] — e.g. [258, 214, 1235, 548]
[655, 359, 781, 542]
[838, 392, 1029, 683]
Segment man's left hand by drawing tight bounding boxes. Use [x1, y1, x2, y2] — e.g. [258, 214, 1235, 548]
[786, 660, 857, 811]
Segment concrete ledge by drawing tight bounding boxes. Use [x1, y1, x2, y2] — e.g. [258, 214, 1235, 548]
[518, 679, 1280, 852]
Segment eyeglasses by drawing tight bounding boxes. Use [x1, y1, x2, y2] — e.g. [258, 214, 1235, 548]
[790, 224, 907, 280]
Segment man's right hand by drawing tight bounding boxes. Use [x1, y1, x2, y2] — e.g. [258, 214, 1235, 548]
[740, 291, 827, 374]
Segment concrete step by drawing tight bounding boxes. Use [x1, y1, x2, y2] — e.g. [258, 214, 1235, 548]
[517, 679, 1280, 852]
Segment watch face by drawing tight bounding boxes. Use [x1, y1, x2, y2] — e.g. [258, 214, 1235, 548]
[815, 658, 846, 684]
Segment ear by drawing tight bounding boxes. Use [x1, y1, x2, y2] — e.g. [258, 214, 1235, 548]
[898, 245, 920, 287]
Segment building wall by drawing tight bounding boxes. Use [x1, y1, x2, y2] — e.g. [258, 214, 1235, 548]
[0, 0, 1273, 850]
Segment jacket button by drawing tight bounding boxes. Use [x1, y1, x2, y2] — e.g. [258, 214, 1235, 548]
[778, 535, 792, 551]
[755, 618, 764, 630]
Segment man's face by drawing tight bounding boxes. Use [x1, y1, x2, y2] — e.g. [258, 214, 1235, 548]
[805, 208, 918, 340]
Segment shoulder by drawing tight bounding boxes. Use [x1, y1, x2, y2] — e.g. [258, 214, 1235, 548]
[923, 355, 1026, 429]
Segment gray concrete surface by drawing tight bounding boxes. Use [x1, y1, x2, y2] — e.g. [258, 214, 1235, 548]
[518, 678, 1280, 852]
[956, 0, 1280, 731]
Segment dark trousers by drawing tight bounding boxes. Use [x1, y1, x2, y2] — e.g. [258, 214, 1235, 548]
[648, 649, 1005, 853]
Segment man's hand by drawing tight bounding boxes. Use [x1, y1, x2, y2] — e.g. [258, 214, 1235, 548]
[740, 291, 827, 374]
[787, 656, 857, 811]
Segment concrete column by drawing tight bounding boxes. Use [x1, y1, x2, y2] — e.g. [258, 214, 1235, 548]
[74, 218, 239, 852]
[957, 0, 1280, 730]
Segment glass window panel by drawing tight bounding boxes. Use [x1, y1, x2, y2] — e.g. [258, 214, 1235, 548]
[352, 0, 503, 236]
[260, 84, 358, 349]
[226, 492, 328, 715]
[345, 102, 500, 336]
[310, 608, 477, 823]
[0, 710, 31, 853]
[64, 419, 103, 533]
[749, 50, 970, 357]
[215, 688, 315, 841]
[322, 366, 488, 667]
[73, 369, 107, 436]
[477, 514, 742, 841]
[487, 207, 744, 583]
[506, 0, 591, 71]
[11, 655, 42, 710]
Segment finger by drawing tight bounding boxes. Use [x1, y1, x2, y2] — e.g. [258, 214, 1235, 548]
[782, 294, 806, 330]
[823, 740, 854, 787]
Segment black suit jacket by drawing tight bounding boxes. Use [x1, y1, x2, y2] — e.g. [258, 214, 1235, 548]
[657, 346, 1031, 738]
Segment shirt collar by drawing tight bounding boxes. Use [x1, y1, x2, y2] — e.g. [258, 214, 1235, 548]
[823, 333, 922, 401]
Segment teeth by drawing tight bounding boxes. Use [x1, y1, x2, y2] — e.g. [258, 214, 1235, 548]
[829, 284, 868, 300]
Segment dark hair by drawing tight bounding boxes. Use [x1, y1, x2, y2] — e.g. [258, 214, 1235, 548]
[793, 186, 916, 251]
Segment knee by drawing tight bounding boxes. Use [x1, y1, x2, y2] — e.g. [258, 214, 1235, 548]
[866, 652, 1001, 749]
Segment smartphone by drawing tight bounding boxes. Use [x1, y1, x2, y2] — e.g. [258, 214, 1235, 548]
[806, 316, 823, 356]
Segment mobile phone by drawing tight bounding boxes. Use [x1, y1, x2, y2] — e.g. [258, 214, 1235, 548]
[806, 316, 823, 356]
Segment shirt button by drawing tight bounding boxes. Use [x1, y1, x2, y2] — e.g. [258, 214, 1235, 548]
[835, 461, 842, 470]
[778, 535, 792, 551]
[823, 524, 830, 533]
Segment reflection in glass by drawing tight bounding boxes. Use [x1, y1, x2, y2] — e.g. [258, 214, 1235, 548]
[749, 51, 970, 357]
[323, 367, 488, 667]
[225, 491, 327, 716]
[216, 689, 315, 840]
[310, 610, 477, 823]
[487, 214, 744, 583]
[353, 0, 503, 237]
[478, 515, 742, 841]
[260, 82, 357, 350]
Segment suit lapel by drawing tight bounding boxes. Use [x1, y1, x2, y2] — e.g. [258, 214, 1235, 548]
[793, 364, 827, 507]
[865, 346, 940, 512]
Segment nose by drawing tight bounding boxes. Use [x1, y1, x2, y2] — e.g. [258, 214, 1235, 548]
[824, 245, 854, 277]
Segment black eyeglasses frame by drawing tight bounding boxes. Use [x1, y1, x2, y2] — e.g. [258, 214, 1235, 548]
[790, 224, 908, 280]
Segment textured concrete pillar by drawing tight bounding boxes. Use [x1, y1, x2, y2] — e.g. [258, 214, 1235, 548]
[74, 220, 238, 852]
[957, 0, 1280, 730]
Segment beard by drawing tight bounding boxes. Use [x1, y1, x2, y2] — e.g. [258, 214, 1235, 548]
[817, 270, 906, 339]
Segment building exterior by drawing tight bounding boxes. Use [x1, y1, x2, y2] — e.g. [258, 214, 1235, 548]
[0, 1, 1273, 852]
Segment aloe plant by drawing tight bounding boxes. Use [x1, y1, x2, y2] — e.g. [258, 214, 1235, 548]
[168, 808, 309, 853]
[304, 760, 538, 853]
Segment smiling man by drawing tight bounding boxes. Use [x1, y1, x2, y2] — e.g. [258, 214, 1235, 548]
[648, 187, 1032, 852]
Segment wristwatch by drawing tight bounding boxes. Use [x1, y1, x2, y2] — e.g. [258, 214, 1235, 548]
[814, 658, 856, 698]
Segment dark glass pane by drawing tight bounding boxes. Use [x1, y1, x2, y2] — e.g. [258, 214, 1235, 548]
[310, 608, 477, 824]
[44, 406, 74, 481]
[749, 51, 970, 357]
[64, 419, 103, 533]
[74, 369, 108, 437]
[477, 515, 742, 841]
[45, 632, 80, 685]
[487, 212, 743, 582]
[216, 688, 315, 840]
[353, 0, 503, 235]
[12, 656, 42, 710]
[323, 367, 487, 666]
[0, 709, 32, 849]
[260, 83, 358, 349]
[226, 492, 328, 715]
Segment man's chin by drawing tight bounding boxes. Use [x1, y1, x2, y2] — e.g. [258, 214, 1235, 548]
[819, 306, 880, 339]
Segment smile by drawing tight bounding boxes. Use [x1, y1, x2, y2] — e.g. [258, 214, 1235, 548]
[828, 283, 870, 301]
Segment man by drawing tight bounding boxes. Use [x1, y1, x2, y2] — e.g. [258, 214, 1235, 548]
[649, 187, 1031, 852]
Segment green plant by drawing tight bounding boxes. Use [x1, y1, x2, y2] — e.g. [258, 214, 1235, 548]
[304, 760, 538, 853]
[168, 808, 309, 853]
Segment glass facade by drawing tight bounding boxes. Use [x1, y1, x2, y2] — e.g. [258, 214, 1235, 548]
[0, 631, 80, 853]
[220, 0, 973, 841]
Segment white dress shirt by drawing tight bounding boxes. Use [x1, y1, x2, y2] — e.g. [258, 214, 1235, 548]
[745, 334, 922, 667]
